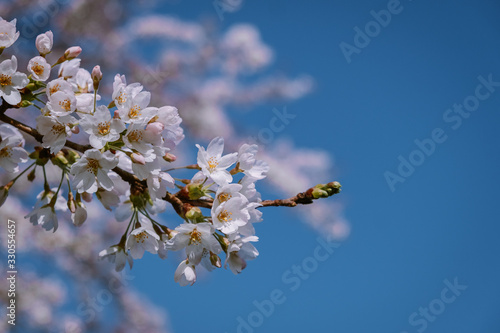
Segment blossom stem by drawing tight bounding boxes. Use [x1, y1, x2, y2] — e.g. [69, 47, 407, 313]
[10, 162, 36, 184]
[42, 165, 50, 192]
[54, 170, 65, 196]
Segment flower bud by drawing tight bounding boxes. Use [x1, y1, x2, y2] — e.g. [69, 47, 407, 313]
[72, 201, 87, 227]
[92, 65, 102, 90]
[163, 152, 177, 162]
[210, 252, 222, 268]
[0, 185, 10, 207]
[27, 168, 36, 182]
[51, 151, 69, 168]
[71, 126, 79, 134]
[326, 181, 342, 195]
[65, 149, 80, 164]
[185, 206, 203, 222]
[35, 31, 53, 55]
[146, 122, 164, 136]
[64, 46, 82, 60]
[20, 100, 33, 108]
[311, 187, 329, 199]
[130, 152, 146, 165]
[29, 147, 50, 166]
[186, 182, 205, 200]
[67, 192, 76, 213]
[81, 192, 92, 203]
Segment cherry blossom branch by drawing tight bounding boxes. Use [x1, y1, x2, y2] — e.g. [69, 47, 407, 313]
[0, 102, 341, 218]
[0, 103, 92, 152]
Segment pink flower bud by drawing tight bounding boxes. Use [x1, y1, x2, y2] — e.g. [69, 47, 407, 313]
[92, 65, 102, 82]
[35, 31, 53, 55]
[81, 192, 92, 202]
[146, 122, 164, 136]
[163, 152, 177, 162]
[64, 46, 82, 60]
[131, 152, 146, 165]
[71, 126, 79, 134]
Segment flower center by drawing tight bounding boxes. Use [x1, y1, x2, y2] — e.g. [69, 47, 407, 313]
[127, 130, 143, 142]
[189, 229, 202, 245]
[31, 62, 44, 75]
[86, 158, 100, 175]
[207, 157, 218, 172]
[97, 122, 111, 136]
[128, 105, 141, 119]
[51, 123, 65, 135]
[217, 192, 231, 203]
[134, 231, 149, 244]
[0, 147, 11, 158]
[217, 210, 232, 223]
[0, 74, 12, 86]
[49, 84, 60, 95]
[59, 99, 72, 111]
[116, 92, 126, 105]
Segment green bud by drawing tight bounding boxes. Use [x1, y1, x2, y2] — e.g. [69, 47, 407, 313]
[65, 149, 80, 164]
[311, 187, 329, 199]
[185, 206, 204, 222]
[29, 147, 50, 166]
[187, 183, 205, 200]
[51, 151, 69, 168]
[210, 252, 222, 268]
[130, 193, 146, 210]
[27, 167, 36, 182]
[20, 100, 33, 108]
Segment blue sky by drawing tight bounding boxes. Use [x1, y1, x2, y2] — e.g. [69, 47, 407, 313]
[126, 1, 500, 332]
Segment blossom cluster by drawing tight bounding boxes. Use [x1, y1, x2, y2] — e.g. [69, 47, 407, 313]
[0, 17, 269, 286]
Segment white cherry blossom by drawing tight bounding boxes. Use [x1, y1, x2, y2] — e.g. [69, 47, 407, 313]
[174, 260, 196, 286]
[125, 217, 160, 259]
[25, 189, 67, 232]
[0, 17, 19, 49]
[212, 196, 250, 234]
[79, 105, 126, 149]
[99, 245, 133, 272]
[238, 143, 269, 180]
[35, 31, 53, 55]
[119, 91, 156, 123]
[146, 171, 175, 201]
[46, 90, 77, 116]
[70, 149, 118, 193]
[28, 56, 51, 81]
[112, 74, 143, 111]
[46, 78, 73, 98]
[225, 234, 259, 275]
[58, 59, 81, 78]
[123, 120, 154, 155]
[0, 55, 28, 105]
[0, 124, 28, 172]
[196, 136, 238, 185]
[166, 222, 221, 265]
[36, 115, 77, 153]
